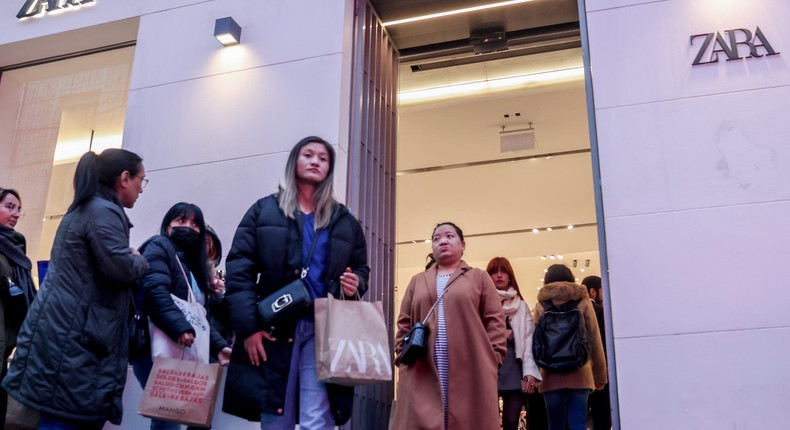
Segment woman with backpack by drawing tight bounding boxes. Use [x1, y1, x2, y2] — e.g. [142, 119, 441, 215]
[533, 264, 607, 430]
[486, 257, 542, 430]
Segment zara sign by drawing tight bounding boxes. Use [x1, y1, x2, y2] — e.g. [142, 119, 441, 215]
[17, 0, 94, 19]
[690, 26, 779, 66]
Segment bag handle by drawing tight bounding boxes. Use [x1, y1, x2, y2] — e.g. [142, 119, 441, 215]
[176, 259, 198, 304]
[420, 268, 468, 325]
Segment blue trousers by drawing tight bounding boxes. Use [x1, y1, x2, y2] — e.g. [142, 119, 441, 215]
[543, 388, 591, 430]
[38, 415, 103, 430]
[260, 318, 334, 430]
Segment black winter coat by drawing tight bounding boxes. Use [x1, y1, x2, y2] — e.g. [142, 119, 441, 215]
[2, 190, 148, 425]
[223, 194, 369, 424]
[138, 235, 228, 356]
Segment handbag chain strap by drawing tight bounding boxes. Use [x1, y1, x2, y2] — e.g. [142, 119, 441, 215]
[420, 268, 467, 325]
[300, 227, 321, 280]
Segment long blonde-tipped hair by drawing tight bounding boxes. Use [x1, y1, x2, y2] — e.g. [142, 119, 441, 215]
[278, 136, 336, 229]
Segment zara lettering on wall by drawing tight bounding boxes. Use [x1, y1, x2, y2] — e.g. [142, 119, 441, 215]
[690, 27, 779, 66]
[17, 0, 94, 19]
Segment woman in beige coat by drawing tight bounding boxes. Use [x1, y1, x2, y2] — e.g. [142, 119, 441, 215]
[392, 222, 507, 430]
[534, 264, 607, 430]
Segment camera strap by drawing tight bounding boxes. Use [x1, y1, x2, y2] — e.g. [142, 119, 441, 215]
[421, 268, 468, 325]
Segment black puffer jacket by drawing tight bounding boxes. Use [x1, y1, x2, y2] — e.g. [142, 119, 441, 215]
[222, 194, 369, 424]
[138, 234, 228, 356]
[2, 189, 148, 425]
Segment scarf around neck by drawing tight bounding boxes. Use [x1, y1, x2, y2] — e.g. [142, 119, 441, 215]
[0, 225, 31, 270]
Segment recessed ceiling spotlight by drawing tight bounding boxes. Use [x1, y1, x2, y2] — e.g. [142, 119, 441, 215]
[546, 227, 552, 231]
[580, 268, 585, 272]
[540, 278, 544, 282]
[424, 239, 431, 243]
[532, 228, 539, 234]
[543, 269, 548, 273]
[567, 225, 574, 229]
[558, 255, 564, 260]
[549, 255, 555, 260]
[541, 255, 546, 260]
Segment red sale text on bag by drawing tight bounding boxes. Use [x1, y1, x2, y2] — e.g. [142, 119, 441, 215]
[329, 338, 393, 377]
[149, 368, 211, 404]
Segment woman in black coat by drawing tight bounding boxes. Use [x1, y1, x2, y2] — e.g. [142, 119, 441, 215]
[223, 136, 370, 429]
[2, 149, 149, 430]
[133, 202, 231, 430]
[0, 188, 37, 430]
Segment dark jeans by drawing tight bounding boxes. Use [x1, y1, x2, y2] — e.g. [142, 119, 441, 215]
[38, 415, 104, 430]
[543, 389, 590, 430]
[588, 384, 611, 430]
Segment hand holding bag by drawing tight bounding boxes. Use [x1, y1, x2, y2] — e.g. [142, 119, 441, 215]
[149, 262, 211, 363]
[257, 235, 319, 328]
[314, 294, 393, 385]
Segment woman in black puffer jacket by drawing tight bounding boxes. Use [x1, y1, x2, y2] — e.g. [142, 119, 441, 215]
[133, 202, 231, 430]
[222, 136, 370, 429]
[3, 149, 149, 429]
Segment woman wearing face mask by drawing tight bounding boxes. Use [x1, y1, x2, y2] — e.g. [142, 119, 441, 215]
[0, 188, 37, 430]
[486, 257, 542, 430]
[391, 222, 507, 430]
[133, 202, 232, 430]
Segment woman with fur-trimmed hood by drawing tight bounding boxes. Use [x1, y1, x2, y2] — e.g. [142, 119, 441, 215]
[533, 264, 607, 430]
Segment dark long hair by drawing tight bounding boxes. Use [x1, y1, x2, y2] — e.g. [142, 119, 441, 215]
[544, 264, 575, 284]
[69, 149, 143, 213]
[160, 202, 210, 292]
[486, 256, 523, 300]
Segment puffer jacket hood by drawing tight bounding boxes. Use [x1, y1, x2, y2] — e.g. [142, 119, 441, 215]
[537, 281, 588, 305]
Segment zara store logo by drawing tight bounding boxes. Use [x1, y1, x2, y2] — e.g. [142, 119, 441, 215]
[17, 0, 94, 19]
[690, 26, 779, 66]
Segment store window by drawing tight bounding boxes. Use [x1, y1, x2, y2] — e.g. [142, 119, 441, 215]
[0, 47, 135, 283]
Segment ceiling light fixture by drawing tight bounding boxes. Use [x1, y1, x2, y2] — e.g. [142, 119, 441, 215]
[532, 228, 539, 234]
[398, 67, 585, 104]
[382, 0, 536, 27]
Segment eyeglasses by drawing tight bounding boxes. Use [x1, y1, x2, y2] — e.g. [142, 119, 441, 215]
[135, 175, 149, 189]
[2, 203, 25, 219]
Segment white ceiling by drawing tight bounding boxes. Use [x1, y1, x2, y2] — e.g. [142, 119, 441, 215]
[395, 48, 600, 303]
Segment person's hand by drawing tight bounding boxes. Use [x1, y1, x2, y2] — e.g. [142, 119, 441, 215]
[131, 247, 141, 256]
[595, 383, 605, 391]
[177, 332, 195, 347]
[506, 328, 514, 341]
[212, 277, 226, 294]
[522, 375, 538, 393]
[243, 330, 276, 366]
[217, 347, 232, 366]
[340, 267, 359, 297]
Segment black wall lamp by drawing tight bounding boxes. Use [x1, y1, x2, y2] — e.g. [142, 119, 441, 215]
[214, 17, 241, 46]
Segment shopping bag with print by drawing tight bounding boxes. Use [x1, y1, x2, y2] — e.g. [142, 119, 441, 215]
[314, 295, 393, 385]
[138, 355, 222, 427]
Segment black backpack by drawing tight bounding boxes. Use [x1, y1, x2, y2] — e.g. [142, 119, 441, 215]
[532, 299, 590, 372]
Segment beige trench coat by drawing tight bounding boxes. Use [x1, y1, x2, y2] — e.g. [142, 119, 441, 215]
[391, 262, 507, 430]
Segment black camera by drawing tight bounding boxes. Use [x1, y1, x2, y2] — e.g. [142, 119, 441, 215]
[399, 322, 430, 366]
